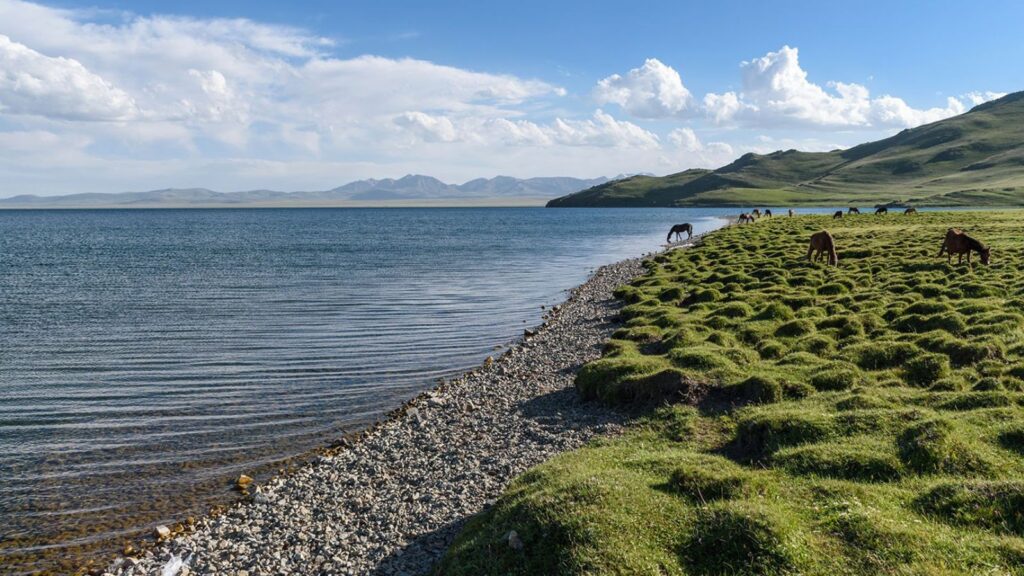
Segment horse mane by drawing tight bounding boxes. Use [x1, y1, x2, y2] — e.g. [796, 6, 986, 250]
[966, 235, 987, 251]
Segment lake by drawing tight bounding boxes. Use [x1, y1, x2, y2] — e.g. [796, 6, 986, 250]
[0, 207, 749, 573]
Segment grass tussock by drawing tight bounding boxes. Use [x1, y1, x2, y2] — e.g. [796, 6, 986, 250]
[441, 211, 1024, 575]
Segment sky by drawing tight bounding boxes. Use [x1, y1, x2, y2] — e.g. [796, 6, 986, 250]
[1, 0, 1021, 196]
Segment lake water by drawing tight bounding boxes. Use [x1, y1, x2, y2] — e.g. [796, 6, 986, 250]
[0, 207, 748, 574]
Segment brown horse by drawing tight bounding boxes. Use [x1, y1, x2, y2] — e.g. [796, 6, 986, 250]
[788, 208, 795, 217]
[905, 207, 918, 215]
[737, 213, 753, 224]
[752, 208, 762, 218]
[875, 206, 888, 214]
[808, 230, 838, 266]
[848, 207, 860, 214]
[833, 210, 843, 219]
[764, 209, 773, 218]
[938, 228, 990, 265]
[667, 223, 693, 242]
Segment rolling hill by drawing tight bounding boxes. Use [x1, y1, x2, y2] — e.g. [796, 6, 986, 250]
[0, 175, 610, 208]
[548, 91, 1024, 207]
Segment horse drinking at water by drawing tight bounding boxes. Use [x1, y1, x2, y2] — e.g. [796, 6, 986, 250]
[808, 230, 839, 266]
[938, 228, 990, 265]
[667, 223, 693, 242]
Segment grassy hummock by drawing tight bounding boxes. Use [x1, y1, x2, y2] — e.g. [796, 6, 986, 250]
[439, 211, 1024, 575]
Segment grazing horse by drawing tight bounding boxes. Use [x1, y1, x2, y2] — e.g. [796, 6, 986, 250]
[764, 209, 773, 218]
[875, 206, 888, 215]
[808, 230, 838, 266]
[788, 208, 795, 217]
[833, 210, 843, 219]
[737, 213, 753, 224]
[848, 207, 861, 215]
[938, 228, 990, 265]
[667, 223, 693, 242]
[752, 208, 762, 219]
[905, 207, 918, 215]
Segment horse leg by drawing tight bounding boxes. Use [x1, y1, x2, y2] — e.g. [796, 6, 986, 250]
[807, 246, 814, 263]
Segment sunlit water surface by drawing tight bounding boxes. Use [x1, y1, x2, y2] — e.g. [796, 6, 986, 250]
[0, 207, 756, 573]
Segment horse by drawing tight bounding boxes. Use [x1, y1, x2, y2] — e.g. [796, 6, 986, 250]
[752, 208, 762, 219]
[808, 230, 838, 266]
[875, 206, 888, 215]
[737, 213, 752, 224]
[905, 207, 918, 215]
[764, 209, 773, 218]
[788, 208, 795, 217]
[848, 207, 861, 215]
[667, 223, 693, 242]
[833, 210, 843, 219]
[938, 228, 990, 266]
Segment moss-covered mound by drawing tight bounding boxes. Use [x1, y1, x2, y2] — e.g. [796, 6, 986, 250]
[440, 210, 1024, 575]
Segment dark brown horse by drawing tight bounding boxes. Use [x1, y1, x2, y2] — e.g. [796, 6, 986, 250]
[875, 206, 888, 214]
[788, 208, 795, 217]
[667, 223, 693, 242]
[905, 207, 918, 215]
[764, 209, 773, 218]
[848, 207, 860, 214]
[938, 228, 990, 265]
[808, 230, 838, 266]
[833, 210, 843, 219]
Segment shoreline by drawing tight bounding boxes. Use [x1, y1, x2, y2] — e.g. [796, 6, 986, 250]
[100, 236, 704, 576]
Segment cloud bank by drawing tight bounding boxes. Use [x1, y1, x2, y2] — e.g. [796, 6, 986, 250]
[0, 0, 1006, 195]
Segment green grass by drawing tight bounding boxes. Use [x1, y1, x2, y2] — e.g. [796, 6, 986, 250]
[548, 92, 1024, 208]
[439, 210, 1024, 575]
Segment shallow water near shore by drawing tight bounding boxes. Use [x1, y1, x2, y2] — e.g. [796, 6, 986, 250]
[0, 206, 753, 574]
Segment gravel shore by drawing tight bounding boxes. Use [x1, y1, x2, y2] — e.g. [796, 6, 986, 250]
[104, 254, 651, 576]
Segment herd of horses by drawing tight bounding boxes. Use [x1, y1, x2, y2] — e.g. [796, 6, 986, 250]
[667, 207, 991, 268]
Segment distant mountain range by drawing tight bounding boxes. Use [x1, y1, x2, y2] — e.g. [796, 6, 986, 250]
[549, 91, 1024, 207]
[0, 175, 612, 208]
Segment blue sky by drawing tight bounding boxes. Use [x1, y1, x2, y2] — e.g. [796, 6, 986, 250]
[0, 0, 1019, 195]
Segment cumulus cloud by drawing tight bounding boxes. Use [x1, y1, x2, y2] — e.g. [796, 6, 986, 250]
[594, 58, 694, 118]
[0, 34, 136, 120]
[703, 45, 998, 129]
[393, 109, 660, 149]
[394, 111, 458, 143]
[964, 91, 1007, 106]
[665, 127, 734, 168]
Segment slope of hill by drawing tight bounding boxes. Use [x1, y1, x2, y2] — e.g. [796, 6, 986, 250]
[0, 176, 609, 208]
[549, 91, 1024, 207]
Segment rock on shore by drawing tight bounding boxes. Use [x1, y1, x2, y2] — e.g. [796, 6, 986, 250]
[105, 257, 645, 576]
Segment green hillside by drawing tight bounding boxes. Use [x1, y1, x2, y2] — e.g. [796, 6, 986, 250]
[548, 92, 1024, 207]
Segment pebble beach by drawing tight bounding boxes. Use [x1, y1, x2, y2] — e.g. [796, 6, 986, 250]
[103, 253, 657, 576]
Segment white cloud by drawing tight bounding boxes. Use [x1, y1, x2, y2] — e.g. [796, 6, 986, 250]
[394, 111, 458, 143]
[594, 58, 693, 118]
[393, 109, 660, 149]
[665, 127, 734, 168]
[0, 34, 137, 120]
[964, 91, 1007, 106]
[703, 45, 991, 129]
[668, 127, 701, 151]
